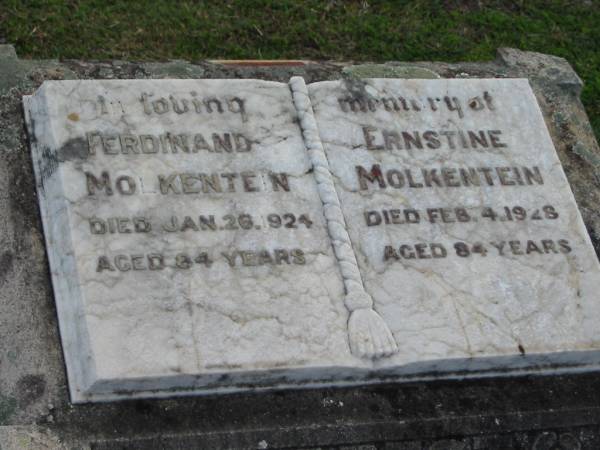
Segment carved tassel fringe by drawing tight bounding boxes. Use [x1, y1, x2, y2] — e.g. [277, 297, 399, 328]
[348, 308, 398, 359]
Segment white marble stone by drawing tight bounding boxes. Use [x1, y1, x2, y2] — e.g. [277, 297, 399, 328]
[24, 77, 600, 403]
[24, 79, 356, 402]
[308, 78, 600, 372]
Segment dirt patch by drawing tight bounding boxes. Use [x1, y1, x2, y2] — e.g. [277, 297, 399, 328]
[16, 374, 46, 408]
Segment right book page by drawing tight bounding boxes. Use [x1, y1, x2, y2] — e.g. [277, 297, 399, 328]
[308, 78, 600, 370]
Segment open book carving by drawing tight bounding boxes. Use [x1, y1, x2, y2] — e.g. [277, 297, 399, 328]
[24, 76, 600, 402]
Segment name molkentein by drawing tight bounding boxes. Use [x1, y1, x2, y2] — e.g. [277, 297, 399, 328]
[356, 164, 543, 190]
[85, 171, 291, 195]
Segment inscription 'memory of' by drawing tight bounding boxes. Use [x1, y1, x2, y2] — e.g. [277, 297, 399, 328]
[356, 164, 544, 190]
[339, 90, 495, 117]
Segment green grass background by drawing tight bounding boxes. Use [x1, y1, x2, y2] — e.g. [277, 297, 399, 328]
[2, 0, 599, 137]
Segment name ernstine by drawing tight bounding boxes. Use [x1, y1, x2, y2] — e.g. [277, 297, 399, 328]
[354, 126, 546, 189]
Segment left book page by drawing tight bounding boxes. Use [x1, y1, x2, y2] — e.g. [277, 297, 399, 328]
[23, 79, 354, 402]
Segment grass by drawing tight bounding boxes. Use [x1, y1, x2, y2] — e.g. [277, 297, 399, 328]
[1, 0, 600, 137]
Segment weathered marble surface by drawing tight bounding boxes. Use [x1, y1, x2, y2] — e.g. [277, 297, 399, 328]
[6, 46, 600, 447]
[23, 74, 600, 404]
[24, 79, 352, 402]
[309, 78, 600, 370]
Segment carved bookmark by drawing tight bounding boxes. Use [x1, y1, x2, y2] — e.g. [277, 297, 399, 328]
[289, 76, 398, 360]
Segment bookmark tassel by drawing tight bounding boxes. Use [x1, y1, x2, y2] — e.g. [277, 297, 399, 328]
[289, 76, 398, 359]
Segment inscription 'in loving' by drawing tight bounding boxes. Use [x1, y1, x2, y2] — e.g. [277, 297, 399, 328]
[140, 92, 247, 120]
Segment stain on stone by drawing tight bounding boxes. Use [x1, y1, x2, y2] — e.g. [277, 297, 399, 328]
[341, 76, 370, 102]
[56, 137, 89, 162]
[67, 112, 80, 121]
[16, 374, 46, 407]
[36, 146, 59, 192]
[0, 250, 14, 284]
[0, 393, 17, 424]
[25, 113, 38, 146]
[6, 350, 18, 363]
[37, 137, 88, 190]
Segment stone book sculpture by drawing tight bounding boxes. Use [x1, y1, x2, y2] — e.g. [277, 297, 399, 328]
[23, 76, 600, 403]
